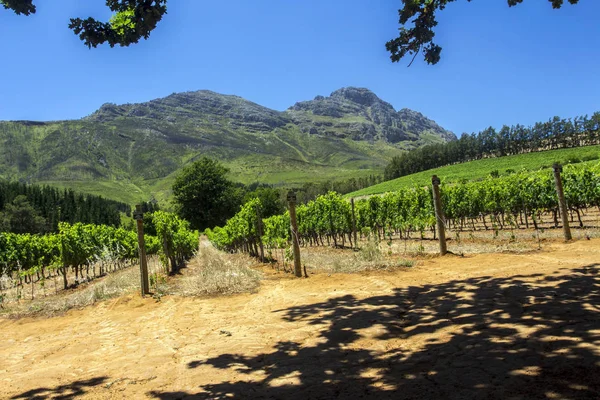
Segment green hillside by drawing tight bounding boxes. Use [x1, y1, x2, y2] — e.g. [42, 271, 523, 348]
[346, 145, 600, 197]
[0, 88, 455, 205]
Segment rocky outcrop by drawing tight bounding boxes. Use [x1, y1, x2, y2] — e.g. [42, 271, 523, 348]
[88, 91, 291, 133]
[287, 87, 456, 144]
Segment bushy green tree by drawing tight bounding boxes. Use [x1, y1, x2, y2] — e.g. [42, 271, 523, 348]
[172, 157, 240, 231]
[243, 186, 285, 219]
[0, 195, 47, 233]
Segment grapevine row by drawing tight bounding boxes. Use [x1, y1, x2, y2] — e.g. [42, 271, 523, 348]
[207, 162, 600, 253]
[0, 212, 199, 298]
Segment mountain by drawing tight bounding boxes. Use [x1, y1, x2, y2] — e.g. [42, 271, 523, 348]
[87, 90, 291, 133]
[288, 87, 455, 144]
[0, 87, 455, 204]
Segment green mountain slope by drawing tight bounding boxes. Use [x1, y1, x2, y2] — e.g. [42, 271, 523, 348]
[0, 88, 455, 204]
[346, 145, 600, 197]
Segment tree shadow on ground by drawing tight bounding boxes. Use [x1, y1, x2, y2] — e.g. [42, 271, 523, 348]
[9, 376, 108, 400]
[152, 264, 600, 399]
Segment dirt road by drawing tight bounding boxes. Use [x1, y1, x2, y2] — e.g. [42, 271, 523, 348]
[1, 240, 599, 399]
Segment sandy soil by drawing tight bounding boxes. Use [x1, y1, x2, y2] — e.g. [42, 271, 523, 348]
[1, 239, 599, 399]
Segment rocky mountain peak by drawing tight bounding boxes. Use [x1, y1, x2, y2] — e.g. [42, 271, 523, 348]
[330, 87, 385, 107]
[286, 87, 455, 144]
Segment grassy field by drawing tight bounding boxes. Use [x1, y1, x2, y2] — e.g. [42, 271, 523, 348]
[346, 145, 600, 197]
[42, 180, 149, 205]
[43, 159, 382, 207]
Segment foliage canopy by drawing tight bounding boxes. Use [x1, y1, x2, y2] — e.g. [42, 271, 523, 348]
[0, 195, 47, 234]
[2, 0, 167, 48]
[172, 157, 241, 231]
[1, 0, 579, 63]
[386, 0, 579, 65]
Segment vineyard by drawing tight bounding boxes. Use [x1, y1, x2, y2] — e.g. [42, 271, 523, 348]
[3, 162, 599, 303]
[207, 162, 600, 257]
[0, 211, 199, 303]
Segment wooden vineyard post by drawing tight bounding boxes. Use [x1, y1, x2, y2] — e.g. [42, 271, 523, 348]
[134, 205, 150, 296]
[256, 206, 265, 262]
[431, 175, 448, 255]
[351, 198, 358, 250]
[553, 163, 572, 241]
[287, 191, 302, 278]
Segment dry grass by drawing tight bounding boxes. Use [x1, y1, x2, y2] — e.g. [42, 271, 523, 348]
[170, 243, 262, 297]
[0, 238, 263, 318]
[300, 238, 417, 274]
[441, 225, 600, 255]
[1, 257, 164, 318]
[285, 225, 600, 274]
[373, 225, 600, 256]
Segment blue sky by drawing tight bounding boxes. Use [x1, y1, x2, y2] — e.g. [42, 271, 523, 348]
[1, 0, 598, 135]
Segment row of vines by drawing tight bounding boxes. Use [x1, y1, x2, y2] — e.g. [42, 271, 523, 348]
[0, 211, 199, 301]
[207, 162, 600, 254]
